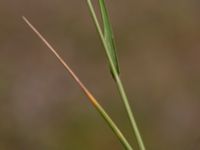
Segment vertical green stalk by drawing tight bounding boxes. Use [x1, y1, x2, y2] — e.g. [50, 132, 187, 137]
[115, 75, 146, 150]
[86, 1, 146, 150]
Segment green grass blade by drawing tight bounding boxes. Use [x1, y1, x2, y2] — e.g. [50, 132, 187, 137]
[87, 1, 147, 150]
[99, 0, 120, 76]
[23, 16, 133, 150]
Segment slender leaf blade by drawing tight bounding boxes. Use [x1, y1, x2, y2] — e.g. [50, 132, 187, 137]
[99, 0, 120, 76]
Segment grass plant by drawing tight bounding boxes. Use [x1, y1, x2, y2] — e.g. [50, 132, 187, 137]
[22, 1, 147, 149]
[86, 1, 146, 150]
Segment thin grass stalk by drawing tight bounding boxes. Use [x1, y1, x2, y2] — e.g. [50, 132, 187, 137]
[115, 75, 146, 150]
[86, 1, 146, 150]
[22, 16, 133, 150]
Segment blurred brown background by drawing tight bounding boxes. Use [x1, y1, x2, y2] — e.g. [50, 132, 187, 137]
[0, 0, 200, 150]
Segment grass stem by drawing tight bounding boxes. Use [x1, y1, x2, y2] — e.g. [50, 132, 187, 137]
[115, 75, 146, 150]
[86, 1, 146, 150]
[22, 16, 133, 150]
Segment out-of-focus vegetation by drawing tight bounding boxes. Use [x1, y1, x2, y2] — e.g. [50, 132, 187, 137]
[0, 0, 200, 150]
